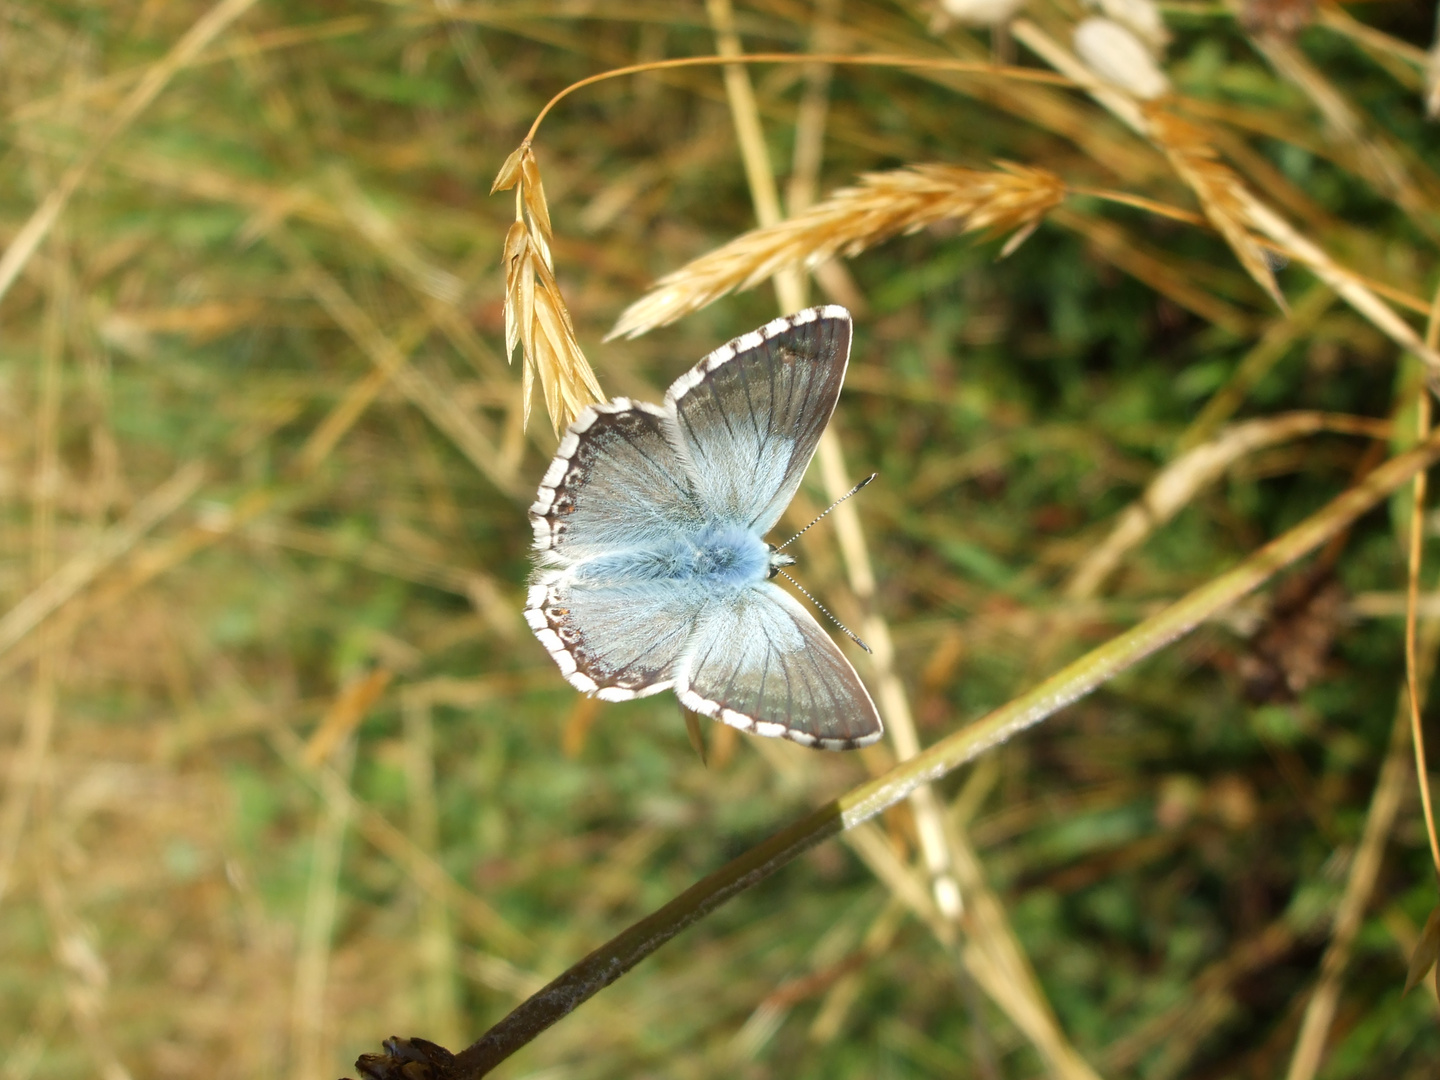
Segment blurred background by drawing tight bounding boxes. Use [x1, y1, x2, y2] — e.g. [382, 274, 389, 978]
[2, 1, 1440, 1077]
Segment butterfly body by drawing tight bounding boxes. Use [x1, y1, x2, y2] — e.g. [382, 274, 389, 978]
[525, 306, 884, 750]
[564, 523, 771, 592]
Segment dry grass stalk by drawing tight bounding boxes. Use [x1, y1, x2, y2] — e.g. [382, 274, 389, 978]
[1255, 35, 1429, 230]
[1417, 295, 1440, 869]
[684, 18, 1084, 1072]
[1177, 283, 1336, 450]
[0, 0, 262, 307]
[302, 669, 394, 769]
[403, 694, 464, 1050]
[1065, 411, 1389, 599]
[1234, 187, 1440, 372]
[266, 723, 528, 957]
[0, 462, 204, 667]
[1010, 17, 1150, 135]
[0, 240, 72, 915]
[609, 162, 1065, 339]
[840, 819, 1093, 1078]
[947, 828, 1104, 1080]
[1313, 4, 1428, 85]
[1429, 31, 1440, 118]
[1285, 623, 1440, 1080]
[271, 228, 524, 499]
[820, 414, 1102, 1080]
[290, 740, 354, 1080]
[492, 143, 604, 434]
[1145, 106, 1288, 312]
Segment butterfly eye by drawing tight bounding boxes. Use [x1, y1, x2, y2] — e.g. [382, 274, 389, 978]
[766, 547, 797, 579]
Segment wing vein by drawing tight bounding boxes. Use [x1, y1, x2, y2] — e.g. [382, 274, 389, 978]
[734, 351, 766, 462]
[707, 378, 739, 443]
[613, 417, 694, 504]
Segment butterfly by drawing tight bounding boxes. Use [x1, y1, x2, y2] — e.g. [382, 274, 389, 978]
[525, 306, 883, 750]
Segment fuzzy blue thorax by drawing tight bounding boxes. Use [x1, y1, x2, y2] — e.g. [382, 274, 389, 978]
[574, 524, 785, 591]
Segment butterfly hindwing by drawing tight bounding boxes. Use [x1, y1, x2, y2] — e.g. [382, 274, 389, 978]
[675, 582, 883, 750]
[663, 306, 851, 533]
[526, 571, 707, 701]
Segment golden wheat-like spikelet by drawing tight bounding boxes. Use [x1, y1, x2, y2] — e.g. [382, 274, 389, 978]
[1145, 107, 1287, 313]
[608, 162, 1066, 340]
[493, 143, 604, 434]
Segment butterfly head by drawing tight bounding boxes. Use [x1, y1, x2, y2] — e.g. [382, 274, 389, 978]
[766, 544, 796, 579]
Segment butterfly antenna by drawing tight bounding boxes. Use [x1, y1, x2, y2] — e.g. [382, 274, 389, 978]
[775, 473, 877, 552]
[776, 570, 872, 654]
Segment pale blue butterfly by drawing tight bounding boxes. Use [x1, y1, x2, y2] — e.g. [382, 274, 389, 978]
[524, 306, 884, 750]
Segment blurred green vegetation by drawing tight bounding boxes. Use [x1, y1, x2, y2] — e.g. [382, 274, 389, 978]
[1, 1, 1439, 1078]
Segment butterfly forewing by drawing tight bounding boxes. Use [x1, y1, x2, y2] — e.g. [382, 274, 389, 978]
[675, 583, 883, 749]
[663, 306, 851, 533]
[531, 400, 705, 561]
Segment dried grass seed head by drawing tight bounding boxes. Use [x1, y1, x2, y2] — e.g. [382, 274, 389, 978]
[1145, 107, 1287, 311]
[492, 143, 528, 194]
[494, 143, 604, 433]
[609, 162, 1066, 339]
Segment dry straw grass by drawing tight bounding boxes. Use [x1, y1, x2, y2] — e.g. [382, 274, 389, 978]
[6, 2, 1440, 1079]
